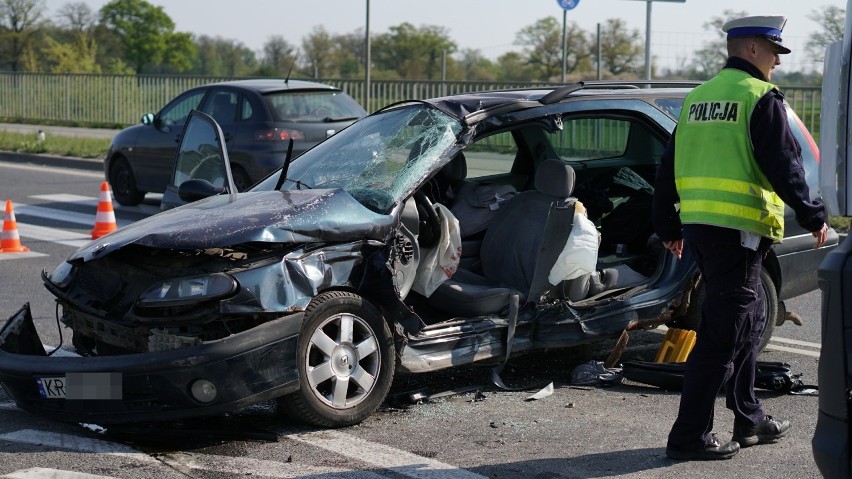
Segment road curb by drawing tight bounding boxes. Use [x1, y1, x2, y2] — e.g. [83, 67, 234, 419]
[0, 151, 102, 172]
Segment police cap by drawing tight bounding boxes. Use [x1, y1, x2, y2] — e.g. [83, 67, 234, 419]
[722, 15, 791, 55]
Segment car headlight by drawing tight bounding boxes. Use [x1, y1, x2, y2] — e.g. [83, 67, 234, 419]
[49, 262, 75, 288]
[138, 273, 237, 306]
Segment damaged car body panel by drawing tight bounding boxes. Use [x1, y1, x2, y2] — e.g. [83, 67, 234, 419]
[0, 84, 837, 428]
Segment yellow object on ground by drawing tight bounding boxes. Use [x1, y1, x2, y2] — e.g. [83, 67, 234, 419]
[654, 328, 696, 363]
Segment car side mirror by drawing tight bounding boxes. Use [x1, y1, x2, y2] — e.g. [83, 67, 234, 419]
[177, 178, 227, 203]
[141, 113, 155, 125]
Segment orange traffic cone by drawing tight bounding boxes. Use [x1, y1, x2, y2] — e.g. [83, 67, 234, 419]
[91, 182, 118, 239]
[0, 200, 29, 253]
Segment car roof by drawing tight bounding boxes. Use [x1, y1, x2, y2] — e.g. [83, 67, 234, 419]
[418, 82, 694, 121]
[199, 79, 344, 94]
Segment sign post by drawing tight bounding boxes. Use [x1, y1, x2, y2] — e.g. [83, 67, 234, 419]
[556, 0, 580, 83]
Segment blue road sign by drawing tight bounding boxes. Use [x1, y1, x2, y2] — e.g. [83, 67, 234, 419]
[557, 0, 579, 10]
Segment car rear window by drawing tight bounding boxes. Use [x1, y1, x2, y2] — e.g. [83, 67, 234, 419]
[266, 91, 366, 122]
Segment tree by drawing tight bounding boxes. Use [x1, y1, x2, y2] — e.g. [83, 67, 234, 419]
[56, 2, 95, 33]
[193, 35, 256, 77]
[302, 26, 335, 78]
[690, 10, 748, 79]
[806, 5, 846, 62]
[495, 51, 535, 82]
[514, 17, 593, 81]
[98, 0, 182, 74]
[599, 18, 642, 76]
[457, 48, 497, 81]
[514, 17, 562, 80]
[333, 29, 367, 79]
[260, 35, 297, 77]
[0, 0, 46, 71]
[43, 34, 99, 73]
[372, 22, 456, 80]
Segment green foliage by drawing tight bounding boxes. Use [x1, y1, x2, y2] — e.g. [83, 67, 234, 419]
[0, 130, 109, 158]
[98, 0, 175, 74]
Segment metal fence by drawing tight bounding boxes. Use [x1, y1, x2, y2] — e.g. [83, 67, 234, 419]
[0, 72, 823, 137]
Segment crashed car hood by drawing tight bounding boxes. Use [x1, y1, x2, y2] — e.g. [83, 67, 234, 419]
[72, 189, 395, 261]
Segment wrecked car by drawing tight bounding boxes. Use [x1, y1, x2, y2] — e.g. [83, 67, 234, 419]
[0, 83, 839, 428]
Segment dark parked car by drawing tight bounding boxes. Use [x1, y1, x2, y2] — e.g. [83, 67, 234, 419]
[104, 79, 367, 206]
[0, 83, 838, 429]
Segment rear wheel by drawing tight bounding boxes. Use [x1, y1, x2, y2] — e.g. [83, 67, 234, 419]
[108, 156, 145, 206]
[678, 267, 777, 352]
[230, 164, 252, 192]
[278, 291, 395, 427]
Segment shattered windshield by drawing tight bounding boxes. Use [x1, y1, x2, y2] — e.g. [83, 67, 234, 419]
[254, 104, 462, 213]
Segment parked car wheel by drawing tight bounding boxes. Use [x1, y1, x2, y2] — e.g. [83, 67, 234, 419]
[679, 267, 777, 352]
[231, 165, 252, 192]
[279, 291, 395, 427]
[109, 156, 146, 206]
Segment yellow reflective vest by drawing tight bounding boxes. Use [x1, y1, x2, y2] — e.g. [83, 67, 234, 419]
[674, 69, 785, 242]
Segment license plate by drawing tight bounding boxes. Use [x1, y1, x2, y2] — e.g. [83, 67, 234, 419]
[35, 373, 122, 400]
[36, 376, 66, 398]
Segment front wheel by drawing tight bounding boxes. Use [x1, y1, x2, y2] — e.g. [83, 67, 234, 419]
[678, 267, 777, 352]
[279, 291, 395, 427]
[108, 157, 145, 206]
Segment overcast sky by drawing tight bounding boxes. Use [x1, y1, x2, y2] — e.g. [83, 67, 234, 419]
[66, 0, 843, 72]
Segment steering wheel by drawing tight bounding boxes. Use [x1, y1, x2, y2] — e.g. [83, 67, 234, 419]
[413, 191, 441, 249]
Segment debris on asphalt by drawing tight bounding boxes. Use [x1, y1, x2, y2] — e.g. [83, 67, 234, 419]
[525, 382, 554, 401]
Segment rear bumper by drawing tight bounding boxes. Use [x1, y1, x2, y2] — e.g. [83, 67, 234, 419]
[0, 304, 302, 424]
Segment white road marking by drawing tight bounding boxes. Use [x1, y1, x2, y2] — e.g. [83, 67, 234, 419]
[0, 429, 158, 464]
[16, 223, 91, 249]
[768, 336, 820, 349]
[0, 251, 48, 260]
[30, 194, 162, 216]
[285, 429, 489, 479]
[0, 162, 102, 179]
[14, 203, 132, 229]
[0, 400, 19, 411]
[2, 468, 117, 479]
[763, 343, 821, 358]
[158, 451, 388, 479]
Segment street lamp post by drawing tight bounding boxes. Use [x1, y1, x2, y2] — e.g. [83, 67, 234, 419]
[364, 0, 371, 111]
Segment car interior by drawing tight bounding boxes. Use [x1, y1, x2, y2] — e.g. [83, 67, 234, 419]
[403, 113, 667, 323]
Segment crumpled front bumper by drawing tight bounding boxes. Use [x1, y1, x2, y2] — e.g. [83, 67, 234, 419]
[0, 303, 303, 424]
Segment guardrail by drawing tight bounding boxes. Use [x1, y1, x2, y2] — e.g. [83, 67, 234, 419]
[0, 72, 822, 138]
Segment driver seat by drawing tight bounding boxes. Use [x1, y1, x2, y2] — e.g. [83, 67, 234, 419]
[427, 159, 577, 316]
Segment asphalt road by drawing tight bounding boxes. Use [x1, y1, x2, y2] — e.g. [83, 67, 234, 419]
[0, 155, 831, 479]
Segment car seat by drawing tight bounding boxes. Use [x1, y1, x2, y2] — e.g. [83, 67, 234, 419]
[427, 159, 577, 316]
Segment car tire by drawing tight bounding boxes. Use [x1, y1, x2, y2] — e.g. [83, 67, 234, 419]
[108, 156, 146, 206]
[230, 164, 252, 192]
[279, 291, 395, 427]
[679, 267, 777, 352]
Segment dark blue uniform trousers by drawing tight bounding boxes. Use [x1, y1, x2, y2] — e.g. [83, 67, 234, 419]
[667, 236, 768, 449]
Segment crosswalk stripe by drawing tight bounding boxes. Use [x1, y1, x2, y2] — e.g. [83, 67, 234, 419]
[0, 429, 158, 464]
[158, 451, 388, 479]
[769, 336, 820, 349]
[764, 343, 821, 358]
[2, 467, 118, 479]
[30, 194, 162, 216]
[16, 223, 91, 248]
[0, 251, 48, 260]
[14, 203, 133, 229]
[285, 429, 489, 479]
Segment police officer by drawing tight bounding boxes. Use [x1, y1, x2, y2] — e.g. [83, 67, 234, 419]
[652, 15, 829, 461]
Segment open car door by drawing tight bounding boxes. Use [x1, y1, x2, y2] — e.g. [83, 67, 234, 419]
[160, 110, 237, 211]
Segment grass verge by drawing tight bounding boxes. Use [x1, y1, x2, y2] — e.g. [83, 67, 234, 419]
[0, 130, 110, 159]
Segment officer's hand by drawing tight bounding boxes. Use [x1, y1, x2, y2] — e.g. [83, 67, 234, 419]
[813, 223, 829, 249]
[663, 239, 683, 260]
